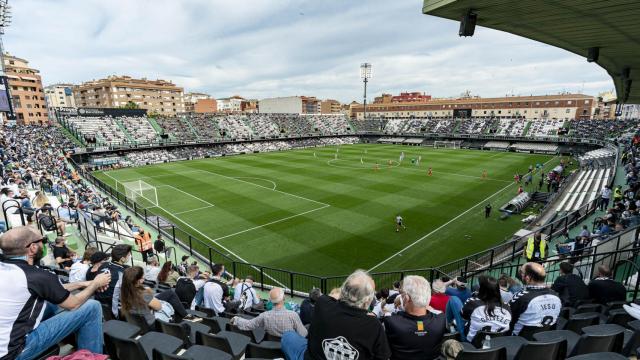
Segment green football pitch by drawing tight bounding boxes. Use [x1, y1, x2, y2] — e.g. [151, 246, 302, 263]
[94, 144, 560, 276]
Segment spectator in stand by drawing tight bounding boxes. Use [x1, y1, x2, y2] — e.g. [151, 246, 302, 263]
[52, 236, 75, 270]
[383, 275, 446, 360]
[551, 262, 589, 307]
[445, 277, 471, 303]
[498, 276, 514, 303]
[178, 255, 189, 276]
[153, 234, 165, 256]
[175, 265, 207, 308]
[134, 227, 153, 263]
[121, 266, 191, 325]
[300, 288, 322, 325]
[57, 203, 78, 223]
[84, 251, 109, 281]
[429, 279, 450, 312]
[157, 261, 179, 287]
[588, 265, 627, 305]
[68, 247, 97, 283]
[233, 275, 261, 312]
[92, 244, 131, 318]
[231, 287, 306, 338]
[462, 275, 512, 342]
[0, 227, 111, 360]
[281, 269, 390, 360]
[509, 262, 561, 335]
[144, 257, 161, 282]
[600, 185, 612, 211]
[203, 264, 231, 315]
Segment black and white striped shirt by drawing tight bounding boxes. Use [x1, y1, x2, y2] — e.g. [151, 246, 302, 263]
[0, 258, 70, 360]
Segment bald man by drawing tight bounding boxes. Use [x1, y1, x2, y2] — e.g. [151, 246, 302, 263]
[0, 227, 111, 360]
[231, 287, 307, 338]
[509, 262, 561, 335]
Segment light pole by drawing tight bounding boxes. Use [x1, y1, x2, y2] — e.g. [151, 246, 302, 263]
[360, 63, 372, 120]
[0, 0, 12, 123]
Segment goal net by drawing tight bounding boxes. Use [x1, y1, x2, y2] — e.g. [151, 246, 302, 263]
[123, 180, 159, 208]
[434, 141, 461, 149]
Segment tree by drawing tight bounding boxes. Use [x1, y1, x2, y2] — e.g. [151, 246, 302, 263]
[120, 101, 139, 109]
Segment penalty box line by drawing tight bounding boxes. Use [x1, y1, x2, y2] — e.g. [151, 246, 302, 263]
[368, 156, 558, 272]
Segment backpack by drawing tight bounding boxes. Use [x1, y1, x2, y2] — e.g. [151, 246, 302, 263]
[175, 278, 197, 305]
[39, 215, 57, 231]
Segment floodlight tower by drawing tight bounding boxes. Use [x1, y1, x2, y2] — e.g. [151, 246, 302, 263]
[0, 0, 11, 74]
[360, 62, 372, 120]
[0, 0, 12, 123]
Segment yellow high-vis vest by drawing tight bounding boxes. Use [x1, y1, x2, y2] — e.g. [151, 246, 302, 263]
[525, 237, 546, 259]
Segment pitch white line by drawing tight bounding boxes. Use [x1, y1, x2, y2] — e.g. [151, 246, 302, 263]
[173, 205, 215, 215]
[157, 184, 215, 207]
[189, 168, 331, 207]
[368, 156, 558, 272]
[232, 177, 277, 190]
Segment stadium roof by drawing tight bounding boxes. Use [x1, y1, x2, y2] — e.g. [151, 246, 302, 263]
[422, 0, 640, 104]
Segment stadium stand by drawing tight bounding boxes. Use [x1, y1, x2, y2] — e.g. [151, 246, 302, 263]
[5, 119, 640, 360]
[496, 118, 528, 136]
[65, 116, 129, 145]
[156, 117, 198, 141]
[510, 142, 559, 153]
[528, 119, 566, 137]
[118, 116, 160, 144]
[484, 140, 511, 150]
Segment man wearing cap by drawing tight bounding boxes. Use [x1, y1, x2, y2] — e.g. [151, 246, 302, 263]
[0, 227, 111, 360]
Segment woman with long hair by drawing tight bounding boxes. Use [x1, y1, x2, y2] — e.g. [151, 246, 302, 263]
[157, 261, 180, 286]
[121, 266, 189, 324]
[461, 275, 512, 343]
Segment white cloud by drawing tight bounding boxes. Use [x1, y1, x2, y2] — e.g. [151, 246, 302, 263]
[5, 0, 614, 102]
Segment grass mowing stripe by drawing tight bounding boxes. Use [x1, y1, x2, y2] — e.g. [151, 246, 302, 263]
[95, 144, 561, 275]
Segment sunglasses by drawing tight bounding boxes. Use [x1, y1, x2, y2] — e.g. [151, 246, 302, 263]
[25, 237, 48, 248]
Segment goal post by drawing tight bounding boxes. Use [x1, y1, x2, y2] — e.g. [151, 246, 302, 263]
[433, 140, 461, 149]
[123, 180, 159, 208]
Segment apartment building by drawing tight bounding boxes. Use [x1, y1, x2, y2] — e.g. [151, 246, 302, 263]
[4, 53, 48, 124]
[74, 75, 185, 115]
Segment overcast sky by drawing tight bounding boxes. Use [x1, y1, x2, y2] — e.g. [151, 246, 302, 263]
[6, 0, 614, 102]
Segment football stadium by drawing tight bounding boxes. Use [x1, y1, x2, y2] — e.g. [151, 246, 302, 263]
[2, 1, 640, 360]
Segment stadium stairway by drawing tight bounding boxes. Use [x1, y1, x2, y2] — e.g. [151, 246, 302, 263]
[180, 117, 200, 139]
[146, 117, 165, 136]
[114, 118, 136, 143]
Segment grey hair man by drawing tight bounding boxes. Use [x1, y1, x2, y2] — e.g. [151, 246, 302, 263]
[281, 269, 391, 360]
[383, 275, 446, 360]
[231, 287, 306, 338]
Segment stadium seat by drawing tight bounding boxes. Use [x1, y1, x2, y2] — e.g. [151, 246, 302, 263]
[103, 320, 142, 360]
[126, 313, 157, 334]
[105, 330, 183, 360]
[471, 330, 507, 348]
[152, 345, 232, 360]
[566, 353, 628, 360]
[245, 342, 284, 359]
[200, 316, 227, 333]
[605, 309, 634, 327]
[575, 304, 603, 314]
[158, 320, 192, 347]
[517, 324, 555, 341]
[196, 330, 249, 360]
[563, 312, 600, 333]
[513, 338, 567, 360]
[34, 345, 60, 360]
[227, 323, 265, 343]
[534, 326, 624, 356]
[456, 346, 507, 360]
